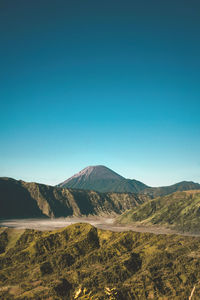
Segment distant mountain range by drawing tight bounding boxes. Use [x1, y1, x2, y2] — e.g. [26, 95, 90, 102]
[58, 165, 200, 196]
[142, 181, 200, 198]
[0, 177, 148, 219]
[117, 190, 200, 233]
[1, 165, 200, 219]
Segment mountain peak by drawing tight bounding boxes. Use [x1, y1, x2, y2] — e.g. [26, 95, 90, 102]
[60, 165, 124, 185]
[57, 165, 148, 193]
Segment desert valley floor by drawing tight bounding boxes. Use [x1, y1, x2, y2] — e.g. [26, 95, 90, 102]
[0, 217, 199, 237]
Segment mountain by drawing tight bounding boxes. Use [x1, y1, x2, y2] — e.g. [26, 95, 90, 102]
[1, 173, 199, 220]
[0, 177, 148, 219]
[116, 190, 200, 233]
[58, 165, 200, 196]
[58, 165, 149, 193]
[1, 223, 200, 299]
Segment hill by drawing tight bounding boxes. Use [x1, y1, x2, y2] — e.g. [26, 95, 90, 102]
[58, 165, 148, 193]
[143, 181, 200, 198]
[0, 177, 148, 219]
[117, 190, 200, 233]
[1, 223, 200, 299]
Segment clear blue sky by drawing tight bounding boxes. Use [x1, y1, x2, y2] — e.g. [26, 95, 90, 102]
[0, 0, 200, 186]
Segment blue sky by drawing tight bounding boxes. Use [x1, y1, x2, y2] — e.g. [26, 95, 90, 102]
[0, 0, 200, 186]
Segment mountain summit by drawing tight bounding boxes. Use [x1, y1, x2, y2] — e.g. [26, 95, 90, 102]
[58, 165, 148, 193]
[58, 165, 200, 195]
[60, 165, 123, 182]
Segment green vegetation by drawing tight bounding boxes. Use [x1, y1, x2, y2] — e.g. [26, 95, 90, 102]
[117, 190, 200, 233]
[1, 223, 200, 299]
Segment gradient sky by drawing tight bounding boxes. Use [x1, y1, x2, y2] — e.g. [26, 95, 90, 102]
[1, 0, 200, 186]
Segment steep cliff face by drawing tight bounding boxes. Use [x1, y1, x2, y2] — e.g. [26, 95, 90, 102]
[0, 178, 47, 218]
[0, 178, 148, 218]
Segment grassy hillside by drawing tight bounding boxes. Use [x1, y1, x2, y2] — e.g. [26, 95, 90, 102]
[117, 190, 200, 233]
[1, 223, 200, 299]
[0, 178, 148, 218]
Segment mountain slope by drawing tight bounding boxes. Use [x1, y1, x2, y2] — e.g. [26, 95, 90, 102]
[58, 165, 148, 193]
[1, 223, 200, 299]
[0, 177, 148, 219]
[117, 190, 200, 233]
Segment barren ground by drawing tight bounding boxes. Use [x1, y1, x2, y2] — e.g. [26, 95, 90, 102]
[0, 217, 199, 237]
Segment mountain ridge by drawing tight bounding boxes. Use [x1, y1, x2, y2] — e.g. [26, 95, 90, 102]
[1, 166, 200, 220]
[0, 177, 148, 219]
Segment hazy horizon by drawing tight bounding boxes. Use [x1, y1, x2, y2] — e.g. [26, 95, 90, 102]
[1, 1, 200, 186]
